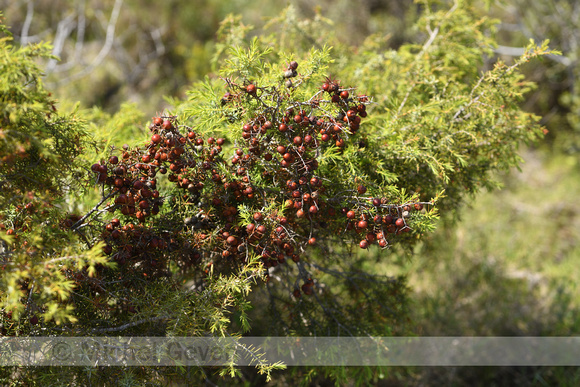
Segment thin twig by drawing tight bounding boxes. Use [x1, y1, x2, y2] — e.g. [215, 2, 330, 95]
[51, 0, 124, 84]
[92, 316, 170, 332]
[20, 0, 34, 45]
[71, 190, 115, 231]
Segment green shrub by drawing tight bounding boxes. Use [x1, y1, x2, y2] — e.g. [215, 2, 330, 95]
[0, 1, 555, 384]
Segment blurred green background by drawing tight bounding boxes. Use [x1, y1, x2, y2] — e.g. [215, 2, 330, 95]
[2, 0, 580, 385]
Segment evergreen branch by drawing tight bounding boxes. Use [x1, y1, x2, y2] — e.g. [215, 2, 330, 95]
[396, 1, 459, 117]
[92, 316, 171, 333]
[71, 190, 115, 231]
[453, 41, 554, 123]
